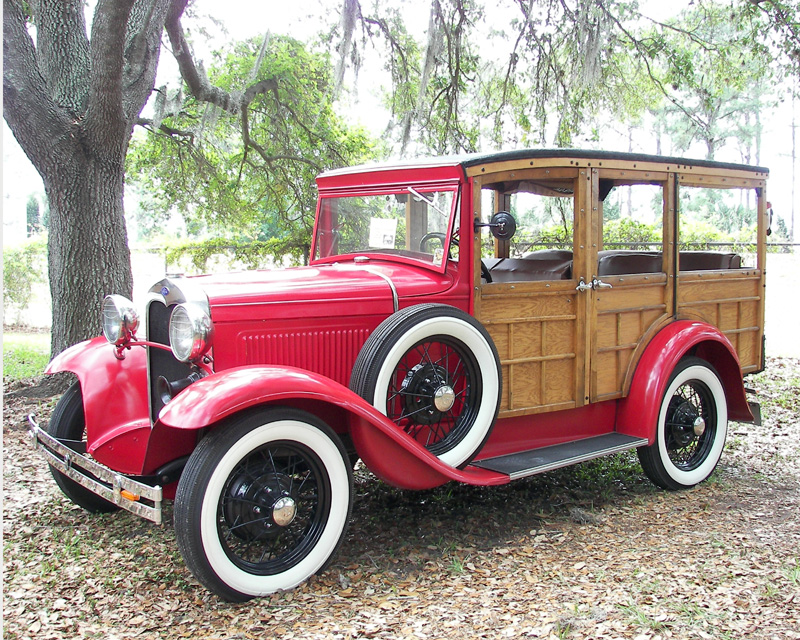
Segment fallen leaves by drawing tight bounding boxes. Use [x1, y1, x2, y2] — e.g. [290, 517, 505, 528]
[3, 358, 800, 639]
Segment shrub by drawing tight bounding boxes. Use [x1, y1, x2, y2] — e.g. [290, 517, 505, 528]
[3, 239, 47, 324]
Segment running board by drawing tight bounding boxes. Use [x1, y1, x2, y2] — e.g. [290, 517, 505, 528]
[473, 433, 648, 480]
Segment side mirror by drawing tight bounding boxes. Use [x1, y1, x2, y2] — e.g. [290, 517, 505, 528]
[474, 211, 517, 241]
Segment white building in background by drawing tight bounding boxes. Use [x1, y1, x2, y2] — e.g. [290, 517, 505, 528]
[3, 123, 45, 248]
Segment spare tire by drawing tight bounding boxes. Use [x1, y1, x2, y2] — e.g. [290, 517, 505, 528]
[350, 304, 501, 468]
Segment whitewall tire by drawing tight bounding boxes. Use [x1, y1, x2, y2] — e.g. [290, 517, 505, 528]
[350, 304, 501, 468]
[174, 408, 353, 601]
[638, 357, 728, 490]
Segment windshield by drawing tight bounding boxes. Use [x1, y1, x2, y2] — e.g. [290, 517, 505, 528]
[313, 188, 458, 268]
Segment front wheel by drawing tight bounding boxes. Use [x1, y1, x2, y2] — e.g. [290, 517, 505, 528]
[174, 408, 353, 601]
[47, 382, 119, 513]
[638, 357, 728, 490]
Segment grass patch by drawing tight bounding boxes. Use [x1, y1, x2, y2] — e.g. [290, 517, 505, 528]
[3, 331, 50, 381]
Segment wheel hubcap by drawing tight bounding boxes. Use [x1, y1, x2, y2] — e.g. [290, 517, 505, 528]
[434, 385, 456, 412]
[401, 363, 453, 425]
[272, 496, 297, 527]
[693, 416, 706, 436]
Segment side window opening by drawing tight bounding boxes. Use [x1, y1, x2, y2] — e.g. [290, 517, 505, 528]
[480, 177, 576, 283]
[678, 186, 757, 270]
[597, 180, 665, 276]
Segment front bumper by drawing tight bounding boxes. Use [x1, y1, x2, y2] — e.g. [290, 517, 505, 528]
[28, 415, 163, 524]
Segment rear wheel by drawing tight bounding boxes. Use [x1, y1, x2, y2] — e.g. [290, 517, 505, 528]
[638, 357, 728, 490]
[47, 382, 119, 513]
[174, 408, 353, 601]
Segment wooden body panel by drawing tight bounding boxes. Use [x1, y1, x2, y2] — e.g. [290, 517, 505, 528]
[677, 270, 763, 373]
[481, 284, 579, 417]
[592, 276, 670, 401]
[471, 152, 767, 422]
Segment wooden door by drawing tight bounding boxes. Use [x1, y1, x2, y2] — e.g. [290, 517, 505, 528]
[474, 168, 590, 417]
[586, 168, 674, 403]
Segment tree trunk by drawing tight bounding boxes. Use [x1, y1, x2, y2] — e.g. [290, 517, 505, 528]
[45, 149, 133, 357]
[3, 0, 173, 360]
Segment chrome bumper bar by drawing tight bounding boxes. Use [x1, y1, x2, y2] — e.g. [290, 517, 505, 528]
[28, 415, 163, 524]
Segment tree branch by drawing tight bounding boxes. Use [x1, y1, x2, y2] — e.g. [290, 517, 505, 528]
[122, 0, 174, 126]
[164, 5, 242, 113]
[3, 0, 72, 176]
[136, 116, 195, 140]
[85, 0, 137, 151]
[30, 0, 91, 116]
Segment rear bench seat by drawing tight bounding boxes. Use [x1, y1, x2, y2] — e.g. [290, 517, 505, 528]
[484, 249, 742, 282]
[597, 250, 662, 276]
[679, 251, 742, 270]
[485, 249, 573, 282]
[596, 250, 742, 275]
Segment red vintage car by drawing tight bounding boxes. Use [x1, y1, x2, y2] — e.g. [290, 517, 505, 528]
[31, 149, 768, 601]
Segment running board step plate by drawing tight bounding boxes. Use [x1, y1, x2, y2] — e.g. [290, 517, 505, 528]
[473, 433, 648, 480]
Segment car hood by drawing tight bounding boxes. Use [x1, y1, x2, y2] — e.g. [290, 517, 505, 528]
[164, 261, 454, 323]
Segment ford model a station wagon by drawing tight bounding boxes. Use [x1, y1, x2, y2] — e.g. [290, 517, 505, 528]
[30, 149, 768, 601]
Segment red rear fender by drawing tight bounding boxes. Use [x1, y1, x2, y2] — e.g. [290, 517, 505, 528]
[616, 321, 753, 443]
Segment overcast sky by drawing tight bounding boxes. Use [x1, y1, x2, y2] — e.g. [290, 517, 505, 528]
[3, 0, 797, 246]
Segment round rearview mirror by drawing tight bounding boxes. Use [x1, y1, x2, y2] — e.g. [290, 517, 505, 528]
[489, 211, 516, 241]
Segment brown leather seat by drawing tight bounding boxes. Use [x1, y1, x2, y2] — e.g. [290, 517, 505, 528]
[523, 249, 574, 262]
[597, 250, 662, 276]
[486, 257, 572, 282]
[679, 251, 741, 271]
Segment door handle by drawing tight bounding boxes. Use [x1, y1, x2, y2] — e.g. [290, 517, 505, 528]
[593, 278, 612, 290]
[576, 278, 613, 291]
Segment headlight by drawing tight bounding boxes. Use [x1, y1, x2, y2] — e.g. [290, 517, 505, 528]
[102, 295, 140, 345]
[169, 303, 213, 362]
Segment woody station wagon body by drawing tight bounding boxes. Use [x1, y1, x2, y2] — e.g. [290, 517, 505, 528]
[30, 149, 769, 601]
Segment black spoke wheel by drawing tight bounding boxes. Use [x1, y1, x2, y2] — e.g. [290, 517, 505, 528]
[351, 304, 501, 468]
[46, 381, 119, 513]
[638, 357, 728, 490]
[388, 337, 480, 456]
[174, 408, 353, 601]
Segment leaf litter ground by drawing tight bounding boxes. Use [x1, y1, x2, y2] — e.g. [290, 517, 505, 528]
[3, 358, 799, 640]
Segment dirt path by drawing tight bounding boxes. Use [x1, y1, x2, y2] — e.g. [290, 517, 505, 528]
[3, 360, 799, 640]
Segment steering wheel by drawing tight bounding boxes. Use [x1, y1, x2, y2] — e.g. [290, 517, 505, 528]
[420, 232, 460, 260]
[419, 232, 447, 253]
[481, 261, 492, 283]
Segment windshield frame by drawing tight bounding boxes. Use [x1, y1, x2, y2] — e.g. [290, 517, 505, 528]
[310, 184, 461, 273]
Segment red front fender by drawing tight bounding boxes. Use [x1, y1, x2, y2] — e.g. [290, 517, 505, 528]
[46, 337, 152, 474]
[616, 321, 754, 443]
[157, 366, 507, 490]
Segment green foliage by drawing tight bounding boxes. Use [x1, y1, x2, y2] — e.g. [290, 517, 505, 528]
[161, 237, 307, 275]
[3, 239, 47, 323]
[735, 0, 800, 79]
[2, 333, 50, 381]
[640, 2, 773, 159]
[127, 35, 376, 261]
[603, 219, 661, 249]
